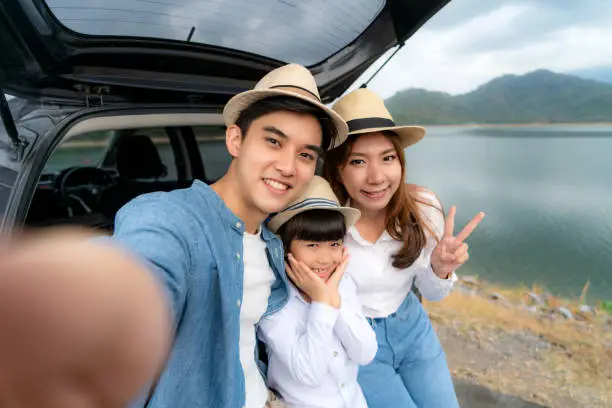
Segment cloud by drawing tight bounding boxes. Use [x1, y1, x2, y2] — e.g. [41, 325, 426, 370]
[350, 0, 612, 98]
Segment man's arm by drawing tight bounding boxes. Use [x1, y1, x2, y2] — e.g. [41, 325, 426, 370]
[0, 194, 193, 407]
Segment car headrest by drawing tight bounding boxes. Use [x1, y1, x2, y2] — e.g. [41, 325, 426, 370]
[116, 134, 167, 180]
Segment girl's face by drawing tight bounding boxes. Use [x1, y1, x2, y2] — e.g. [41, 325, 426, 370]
[338, 132, 403, 213]
[289, 239, 345, 282]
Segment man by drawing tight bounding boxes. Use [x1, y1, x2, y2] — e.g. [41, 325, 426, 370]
[0, 64, 348, 407]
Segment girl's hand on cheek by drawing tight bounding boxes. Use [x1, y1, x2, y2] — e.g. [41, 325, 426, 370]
[325, 249, 349, 309]
[286, 254, 332, 306]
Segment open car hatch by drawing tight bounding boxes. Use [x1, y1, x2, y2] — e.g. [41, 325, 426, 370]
[0, 0, 451, 105]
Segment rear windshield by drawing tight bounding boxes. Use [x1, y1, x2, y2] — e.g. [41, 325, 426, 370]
[44, 0, 385, 65]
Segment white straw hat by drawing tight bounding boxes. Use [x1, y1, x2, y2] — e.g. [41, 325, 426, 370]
[223, 63, 348, 149]
[267, 176, 360, 233]
[332, 88, 425, 148]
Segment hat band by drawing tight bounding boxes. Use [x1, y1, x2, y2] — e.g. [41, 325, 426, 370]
[269, 85, 321, 103]
[280, 197, 340, 214]
[347, 117, 395, 133]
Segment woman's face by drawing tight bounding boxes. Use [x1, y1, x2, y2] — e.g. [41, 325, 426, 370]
[338, 132, 403, 213]
[289, 239, 344, 282]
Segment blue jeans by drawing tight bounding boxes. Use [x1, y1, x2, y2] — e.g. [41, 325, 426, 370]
[358, 292, 459, 408]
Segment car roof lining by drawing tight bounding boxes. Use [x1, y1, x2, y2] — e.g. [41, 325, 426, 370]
[63, 112, 224, 141]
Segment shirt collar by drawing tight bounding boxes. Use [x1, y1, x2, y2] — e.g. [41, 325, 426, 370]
[347, 225, 394, 246]
[287, 281, 310, 304]
[344, 198, 395, 244]
[192, 180, 277, 242]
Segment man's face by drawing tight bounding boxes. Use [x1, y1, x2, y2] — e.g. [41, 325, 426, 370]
[229, 110, 323, 220]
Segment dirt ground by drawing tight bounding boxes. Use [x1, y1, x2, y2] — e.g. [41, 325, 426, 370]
[425, 288, 612, 408]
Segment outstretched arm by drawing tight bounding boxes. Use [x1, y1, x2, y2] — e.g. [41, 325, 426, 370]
[0, 194, 196, 407]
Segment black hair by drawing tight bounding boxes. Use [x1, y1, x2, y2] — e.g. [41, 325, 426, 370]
[235, 95, 337, 151]
[277, 209, 346, 255]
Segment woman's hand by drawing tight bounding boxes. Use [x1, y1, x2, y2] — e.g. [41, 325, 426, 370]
[431, 206, 485, 279]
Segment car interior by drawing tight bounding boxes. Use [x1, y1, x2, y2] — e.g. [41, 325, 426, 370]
[24, 117, 231, 231]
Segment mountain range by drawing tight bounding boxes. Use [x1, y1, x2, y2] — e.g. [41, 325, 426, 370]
[385, 69, 612, 125]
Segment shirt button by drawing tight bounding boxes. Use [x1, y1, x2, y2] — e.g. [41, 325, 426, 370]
[237, 299, 241, 307]
[333, 351, 338, 357]
[340, 382, 345, 388]
[236, 252, 241, 259]
[236, 222, 242, 228]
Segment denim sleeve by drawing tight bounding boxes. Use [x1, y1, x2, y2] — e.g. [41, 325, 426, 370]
[95, 193, 194, 329]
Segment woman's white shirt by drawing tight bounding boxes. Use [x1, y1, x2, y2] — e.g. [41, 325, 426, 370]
[344, 191, 457, 318]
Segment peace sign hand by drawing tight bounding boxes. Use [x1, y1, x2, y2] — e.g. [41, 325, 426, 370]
[431, 206, 485, 279]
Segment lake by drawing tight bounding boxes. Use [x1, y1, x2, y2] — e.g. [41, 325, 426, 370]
[405, 124, 612, 303]
[46, 124, 612, 302]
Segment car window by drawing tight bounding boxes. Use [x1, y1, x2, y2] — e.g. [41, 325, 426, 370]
[138, 128, 178, 181]
[43, 131, 114, 174]
[99, 128, 179, 181]
[44, 0, 385, 66]
[192, 126, 232, 181]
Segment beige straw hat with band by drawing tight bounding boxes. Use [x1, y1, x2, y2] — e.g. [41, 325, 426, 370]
[332, 88, 425, 148]
[267, 176, 361, 233]
[223, 63, 349, 149]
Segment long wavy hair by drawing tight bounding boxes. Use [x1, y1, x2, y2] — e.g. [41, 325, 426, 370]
[323, 131, 442, 269]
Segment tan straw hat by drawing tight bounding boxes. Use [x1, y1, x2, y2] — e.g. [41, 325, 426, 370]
[223, 63, 348, 149]
[267, 175, 361, 233]
[332, 88, 425, 148]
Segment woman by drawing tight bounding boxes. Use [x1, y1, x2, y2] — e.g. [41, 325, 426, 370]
[322, 88, 484, 408]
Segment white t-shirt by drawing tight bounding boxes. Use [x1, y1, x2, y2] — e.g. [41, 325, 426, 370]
[241, 229, 277, 408]
[345, 191, 457, 318]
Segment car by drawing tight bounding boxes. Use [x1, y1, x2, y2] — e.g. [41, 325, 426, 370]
[0, 0, 451, 233]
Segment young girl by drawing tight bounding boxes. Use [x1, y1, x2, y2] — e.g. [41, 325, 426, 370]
[323, 88, 485, 408]
[258, 176, 377, 408]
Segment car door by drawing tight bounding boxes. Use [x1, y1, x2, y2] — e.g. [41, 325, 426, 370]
[0, 93, 18, 230]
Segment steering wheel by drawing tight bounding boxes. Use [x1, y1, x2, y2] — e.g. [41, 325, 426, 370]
[55, 166, 117, 215]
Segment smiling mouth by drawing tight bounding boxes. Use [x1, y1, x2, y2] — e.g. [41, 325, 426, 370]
[312, 267, 331, 276]
[263, 178, 291, 193]
[361, 187, 389, 199]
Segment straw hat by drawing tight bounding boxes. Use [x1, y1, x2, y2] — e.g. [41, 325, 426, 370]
[223, 63, 348, 149]
[267, 176, 361, 233]
[332, 88, 425, 148]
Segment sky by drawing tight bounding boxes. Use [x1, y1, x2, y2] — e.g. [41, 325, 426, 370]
[349, 0, 612, 98]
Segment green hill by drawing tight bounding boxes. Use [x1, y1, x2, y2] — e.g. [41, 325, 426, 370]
[385, 70, 612, 125]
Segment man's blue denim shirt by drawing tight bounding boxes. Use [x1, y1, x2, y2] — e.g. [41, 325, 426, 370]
[103, 180, 290, 407]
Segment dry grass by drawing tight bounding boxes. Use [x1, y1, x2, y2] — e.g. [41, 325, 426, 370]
[424, 287, 612, 407]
